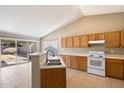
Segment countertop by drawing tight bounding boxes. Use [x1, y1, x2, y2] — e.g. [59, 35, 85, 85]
[29, 51, 46, 56]
[105, 54, 124, 60]
[60, 52, 88, 57]
[40, 56, 66, 69]
[60, 52, 124, 60]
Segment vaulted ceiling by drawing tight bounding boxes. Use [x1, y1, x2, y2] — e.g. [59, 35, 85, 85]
[0, 5, 124, 38]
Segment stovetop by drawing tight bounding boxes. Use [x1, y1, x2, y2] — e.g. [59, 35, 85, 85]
[88, 51, 105, 58]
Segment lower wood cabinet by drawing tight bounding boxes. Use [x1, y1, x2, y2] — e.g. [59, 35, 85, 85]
[61, 55, 87, 71]
[64, 55, 70, 68]
[121, 30, 124, 47]
[70, 56, 78, 69]
[40, 68, 66, 88]
[106, 58, 124, 79]
[61, 55, 124, 80]
[78, 56, 87, 71]
[60, 55, 70, 68]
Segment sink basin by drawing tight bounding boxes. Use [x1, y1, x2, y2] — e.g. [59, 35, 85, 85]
[47, 62, 62, 66]
[46, 60, 62, 66]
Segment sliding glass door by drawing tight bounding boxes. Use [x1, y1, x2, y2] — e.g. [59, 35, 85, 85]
[1, 40, 16, 67]
[27, 42, 37, 54]
[0, 39, 38, 67]
[17, 41, 29, 64]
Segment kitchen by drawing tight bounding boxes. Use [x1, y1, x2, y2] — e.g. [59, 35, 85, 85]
[0, 5, 124, 88]
[31, 9, 124, 88]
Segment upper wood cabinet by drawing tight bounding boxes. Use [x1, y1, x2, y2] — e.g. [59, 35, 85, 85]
[105, 31, 121, 48]
[121, 31, 124, 47]
[89, 34, 96, 41]
[89, 33, 104, 41]
[60, 30, 123, 48]
[66, 37, 73, 48]
[80, 35, 89, 48]
[78, 56, 87, 71]
[70, 56, 78, 69]
[106, 58, 124, 79]
[95, 33, 104, 40]
[73, 36, 80, 48]
[61, 37, 66, 48]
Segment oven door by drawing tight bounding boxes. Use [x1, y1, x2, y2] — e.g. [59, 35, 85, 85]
[88, 57, 105, 70]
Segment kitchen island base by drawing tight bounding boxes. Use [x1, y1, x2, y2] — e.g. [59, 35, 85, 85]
[41, 68, 66, 88]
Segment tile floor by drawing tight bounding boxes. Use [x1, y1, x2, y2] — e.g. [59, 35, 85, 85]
[0, 63, 31, 88]
[0, 63, 124, 88]
[66, 69, 124, 88]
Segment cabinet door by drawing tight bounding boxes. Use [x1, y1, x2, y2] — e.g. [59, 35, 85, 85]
[105, 31, 120, 48]
[80, 35, 89, 48]
[66, 37, 73, 48]
[70, 56, 78, 69]
[60, 55, 65, 61]
[89, 34, 96, 41]
[78, 57, 87, 71]
[64, 55, 70, 68]
[61, 38, 66, 48]
[41, 68, 66, 88]
[95, 33, 104, 40]
[73, 36, 80, 48]
[121, 31, 124, 47]
[106, 58, 124, 79]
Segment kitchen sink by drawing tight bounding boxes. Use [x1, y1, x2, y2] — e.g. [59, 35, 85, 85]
[46, 60, 62, 66]
[47, 62, 62, 66]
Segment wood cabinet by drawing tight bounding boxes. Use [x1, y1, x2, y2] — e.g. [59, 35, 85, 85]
[89, 34, 96, 41]
[73, 36, 80, 48]
[80, 35, 89, 48]
[78, 56, 87, 71]
[66, 37, 73, 48]
[41, 68, 66, 88]
[95, 33, 104, 40]
[61, 30, 123, 48]
[106, 58, 124, 79]
[64, 55, 70, 68]
[70, 56, 78, 69]
[61, 37, 66, 48]
[121, 31, 124, 47]
[89, 33, 104, 41]
[105, 31, 121, 48]
[60, 55, 65, 61]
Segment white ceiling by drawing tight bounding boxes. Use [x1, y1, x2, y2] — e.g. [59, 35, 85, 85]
[0, 5, 124, 38]
[80, 5, 124, 16]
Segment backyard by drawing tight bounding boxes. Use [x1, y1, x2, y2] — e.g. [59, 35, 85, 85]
[0, 40, 37, 67]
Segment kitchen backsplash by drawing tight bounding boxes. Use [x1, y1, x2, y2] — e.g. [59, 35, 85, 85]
[105, 48, 124, 55]
[60, 47, 124, 55]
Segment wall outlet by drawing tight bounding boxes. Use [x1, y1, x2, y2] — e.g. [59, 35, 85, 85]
[110, 50, 114, 54]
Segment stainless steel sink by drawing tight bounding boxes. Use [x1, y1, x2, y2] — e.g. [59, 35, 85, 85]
[46, 60, 62, 66]
[47, 62, 62, 66]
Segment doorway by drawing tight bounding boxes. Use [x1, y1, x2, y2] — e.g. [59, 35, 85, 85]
[0, 38, 38, 68]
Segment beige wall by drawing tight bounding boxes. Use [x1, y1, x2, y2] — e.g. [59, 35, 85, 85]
[40, 13, 124, 54]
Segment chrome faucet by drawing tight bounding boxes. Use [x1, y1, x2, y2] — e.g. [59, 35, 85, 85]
[46, 50, 55, 63]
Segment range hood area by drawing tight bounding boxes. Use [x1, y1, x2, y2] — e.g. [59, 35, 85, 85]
[88, 40, 105, 45]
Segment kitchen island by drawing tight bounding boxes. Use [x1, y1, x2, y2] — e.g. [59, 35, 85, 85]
[30, 52, 66, 88]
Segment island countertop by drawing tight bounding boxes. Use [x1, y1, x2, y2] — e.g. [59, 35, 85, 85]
[40, 56, 66, 69]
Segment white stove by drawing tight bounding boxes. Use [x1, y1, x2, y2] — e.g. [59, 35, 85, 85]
[87, 51, 105, 76]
